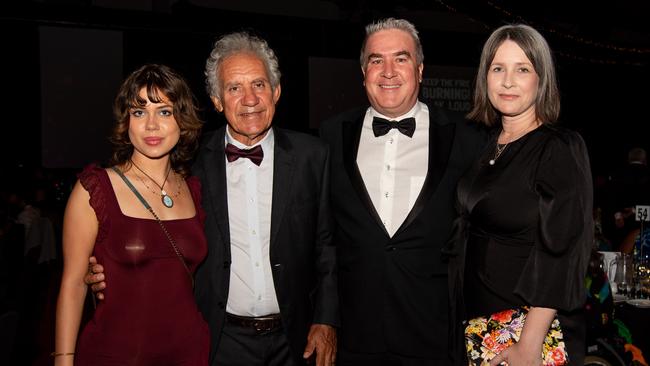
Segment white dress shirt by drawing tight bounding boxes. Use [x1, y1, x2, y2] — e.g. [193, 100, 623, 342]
[357, 101, 429, 237]
[225, 128, 280, 316]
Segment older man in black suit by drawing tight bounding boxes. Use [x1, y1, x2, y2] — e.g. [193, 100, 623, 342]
[88, 32, 338, 366]
[193, 32, 338, 366]
[319, 18, 485, 365]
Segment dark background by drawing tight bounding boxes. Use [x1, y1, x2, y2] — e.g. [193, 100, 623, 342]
[2, 0, 649, 178]
[1, 1, 649, 364]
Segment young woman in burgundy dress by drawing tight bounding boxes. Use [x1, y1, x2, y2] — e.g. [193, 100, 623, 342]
[54, 64, 209, 365]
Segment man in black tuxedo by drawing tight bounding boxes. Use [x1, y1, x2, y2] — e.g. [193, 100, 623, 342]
[87, 32, 338, 366]
[319, 18, 484, 365]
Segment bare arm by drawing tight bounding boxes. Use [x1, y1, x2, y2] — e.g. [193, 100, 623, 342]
[490, 306, 556, 366]
[54, 181, 98, 366]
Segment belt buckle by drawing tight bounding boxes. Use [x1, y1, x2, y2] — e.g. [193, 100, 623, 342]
[253, 320, 268, 332]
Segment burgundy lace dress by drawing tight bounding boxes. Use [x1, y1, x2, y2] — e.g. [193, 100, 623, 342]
[74, 166, 209, 365]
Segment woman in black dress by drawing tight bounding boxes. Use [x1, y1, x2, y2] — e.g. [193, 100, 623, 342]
[449, 24, 593, 365]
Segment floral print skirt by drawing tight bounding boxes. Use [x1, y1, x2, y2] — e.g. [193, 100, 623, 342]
[464, 307, 568, 365]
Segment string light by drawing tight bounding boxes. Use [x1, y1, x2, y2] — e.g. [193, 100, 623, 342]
[434, 0, 649, 65]
[484, 1, 650, 54]
[434, 0, 491, 31]
[555, 50, 644, 66]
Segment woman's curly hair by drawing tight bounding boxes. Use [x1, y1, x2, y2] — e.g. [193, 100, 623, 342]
[109, 64, 203, 177]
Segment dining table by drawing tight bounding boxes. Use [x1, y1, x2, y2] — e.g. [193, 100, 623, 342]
[614, 298, 650, 358]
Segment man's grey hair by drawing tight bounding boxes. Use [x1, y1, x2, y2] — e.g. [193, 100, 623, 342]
[359, 18, 424, 69]
[204, 32, 281, 100]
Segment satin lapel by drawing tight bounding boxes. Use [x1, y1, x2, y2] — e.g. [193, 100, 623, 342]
[342, 114, 389, 236]
[270, 128, 295, 251]
[202, 126, 231, 257]
[394, 111, 455, 235]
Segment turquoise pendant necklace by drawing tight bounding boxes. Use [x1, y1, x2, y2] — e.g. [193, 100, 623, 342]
[130, 160, 174, 208]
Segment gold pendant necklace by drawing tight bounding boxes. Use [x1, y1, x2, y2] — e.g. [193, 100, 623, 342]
[130, 160, 175, 208]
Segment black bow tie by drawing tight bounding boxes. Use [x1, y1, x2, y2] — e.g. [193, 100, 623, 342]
[225, 143, 264, 166]
[372, 116, 416, 138]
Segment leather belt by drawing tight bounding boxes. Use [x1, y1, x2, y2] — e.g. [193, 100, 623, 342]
[226, 312, 282, 332]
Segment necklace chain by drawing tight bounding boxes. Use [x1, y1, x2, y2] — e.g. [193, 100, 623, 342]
[494, 143, 507, 160]
[489, 143, 508, 166]
[130, 159, 170, 192]
[134, 174, 181, 198]
[498, 123, 538, 144]
[489, 124, 539, 166]
[129, 160, 181, 207]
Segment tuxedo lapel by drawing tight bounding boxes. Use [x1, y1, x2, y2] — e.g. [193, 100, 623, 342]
[270, 128, 296, 251]
[394, 107, 455, 235]
[202, 126, 231, 256]
[341, 113, 389, 237]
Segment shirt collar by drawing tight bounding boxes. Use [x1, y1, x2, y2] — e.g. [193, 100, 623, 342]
[369, 100, 422, 121]
[225, 127, 275, 152]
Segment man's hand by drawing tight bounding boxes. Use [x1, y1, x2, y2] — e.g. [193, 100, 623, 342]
[303, 324, 336, 366]
[84, 256, 106, 300]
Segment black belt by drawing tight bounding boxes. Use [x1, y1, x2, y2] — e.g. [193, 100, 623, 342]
[226, 313, 282, 332]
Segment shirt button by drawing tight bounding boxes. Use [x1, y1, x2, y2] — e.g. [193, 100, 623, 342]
[258, 295, 262, 300]
[255, 262, 260, 267]
[386, 165, 391, 171]
[384, 192, 389, 198]
[249, 198, 254, 203]
[389, 138, 394, 144]
[251, 230, 256, 235]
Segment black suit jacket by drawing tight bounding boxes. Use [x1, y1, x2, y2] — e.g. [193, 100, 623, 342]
[320, 104, 485, 360]
[193, 126, 339, 365]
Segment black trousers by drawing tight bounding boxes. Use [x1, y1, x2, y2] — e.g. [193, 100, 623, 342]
[214, 319, 296, 366]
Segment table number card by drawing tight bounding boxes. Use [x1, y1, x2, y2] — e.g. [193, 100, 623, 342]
[636, 205, 650, 222]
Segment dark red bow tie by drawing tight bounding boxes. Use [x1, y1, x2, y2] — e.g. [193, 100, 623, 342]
[225, 143, 264, 166]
